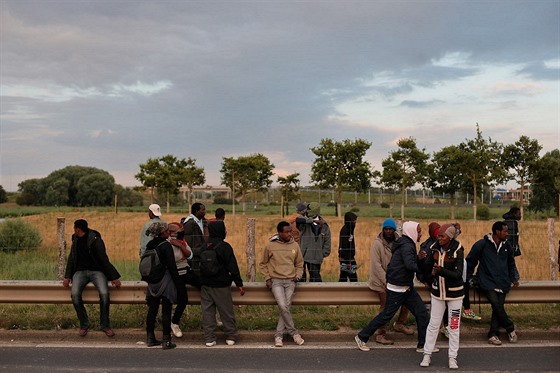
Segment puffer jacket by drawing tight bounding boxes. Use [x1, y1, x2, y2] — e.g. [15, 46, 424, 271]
[386, 235, 420, 288]
[424, 240, 465, 300]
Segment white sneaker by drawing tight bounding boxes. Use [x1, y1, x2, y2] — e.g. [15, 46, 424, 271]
[449, 357, 459, 370]
[508, 330, 518, 343]
[416, 347, 440, 353]
[293, 334, 304, 345]
[354, 335, 370, 351]
[170, 323, 183, 338]
[225, 339, 235, 346]
[274, 337, 283, 347]
[420, 354, 431, 367]
[205, 341, 216, 347]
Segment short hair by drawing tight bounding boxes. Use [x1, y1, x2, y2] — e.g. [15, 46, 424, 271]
[277, 221, 290, 232]
[191, 202, 204, 214]
[492, 221, 508, 234]
[73, 219, 88, 231]
[215, 208, 226, 220]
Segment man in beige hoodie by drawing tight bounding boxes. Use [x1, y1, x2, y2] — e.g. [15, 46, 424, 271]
[260, 221, 305, 347]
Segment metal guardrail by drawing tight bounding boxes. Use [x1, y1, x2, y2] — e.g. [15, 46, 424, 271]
[0, 281, 558, 305]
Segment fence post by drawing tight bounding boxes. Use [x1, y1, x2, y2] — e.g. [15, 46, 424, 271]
[548, 218, 557, 281]
[56, 217, 66, 280]
[246, 218, 256, 282]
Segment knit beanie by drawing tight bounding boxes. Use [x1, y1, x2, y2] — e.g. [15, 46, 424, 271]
[382, 218, 397, 230]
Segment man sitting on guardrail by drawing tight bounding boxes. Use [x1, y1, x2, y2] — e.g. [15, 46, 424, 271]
[62, 219, 121, 337]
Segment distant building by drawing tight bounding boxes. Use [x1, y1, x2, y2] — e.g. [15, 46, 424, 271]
[179, 186, 231, 203]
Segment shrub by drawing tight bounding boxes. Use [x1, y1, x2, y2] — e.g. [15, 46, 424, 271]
[0, 219, 42, 252]
[380, 202, 390, 208]
[476, 204, 491, 220]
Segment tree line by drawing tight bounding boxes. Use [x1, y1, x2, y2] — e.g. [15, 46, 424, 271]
[10, 125, 560, 219]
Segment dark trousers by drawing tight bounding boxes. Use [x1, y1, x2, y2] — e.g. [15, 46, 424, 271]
[358, 288, 429, 348]
[146, 296, 173, 337]
[172, 269, 201, 325]
[485, 289, 515, 338]
[338, 260, 358, 282]
[301, 262, 322, 282]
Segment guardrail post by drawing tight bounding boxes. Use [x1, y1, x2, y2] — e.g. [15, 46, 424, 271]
[246, 218, 256, 282]
[56, 217, 66, 280]
[548, 218, 557, 281]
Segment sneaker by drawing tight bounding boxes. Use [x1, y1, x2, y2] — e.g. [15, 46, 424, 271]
[508, 330, 518, 343]
[171, 323, 183, 338]
[205, 341, 216, 347]
[440, 326, 450, 339]
[420, 354, 431, 367]
[375, 334, 394, 345]
[78, 328, 88, 337]
[103, 329, 115, 337]
[225, 339, 235, 346]
[463, 309, 482, 320]
[354, 335, 370, 352]
[488, 336, 502, 345]
[293, 334, 304, 346]
[274, 337, 283, 347]
[449, 357, 459, 370]
[416, 347, 440, 353]
[393, 322, 414, 335]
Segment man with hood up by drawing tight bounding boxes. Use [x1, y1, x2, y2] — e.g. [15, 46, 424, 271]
[296, 202, 331, 282]
[339, 211, 358, 282]
[355, 221, 432, 353]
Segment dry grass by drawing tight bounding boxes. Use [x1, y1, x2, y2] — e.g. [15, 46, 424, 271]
[23, 212, 560, 281]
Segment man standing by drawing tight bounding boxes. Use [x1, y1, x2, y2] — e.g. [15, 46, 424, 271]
[367, 218, 413, 345]
[287, 203, 307, 244]
[260, 221, 305, 347]
[182, 202, 208, 276]
[139, 204, 162, 257]
[296, 202, 331, 282]
[502, 207, 522, 257]
[63, 219, 121, 337]
[466, 221, 520, 346]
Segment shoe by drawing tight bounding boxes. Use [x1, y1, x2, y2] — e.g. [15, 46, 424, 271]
[375, 334, 394, 345]
[226, 339, 235, 346]
[78, 328, 88, 337]
[171, 323, 183, 338]
[449, 357, 459, 370]
[488, 336, 502, 345]
[354, 335, 370, 352]
[440, 326, 450, 339]
[293, 334, 304, 346]
[146, 337, 162, 347]
[103, 329, 115, 337]
[463, 309, 482, 320]
[420, 354, 431, 367]
[274, 337, 283, 347]
[162, 340, 176, 350]
[508, 330, 518, 343]
[393, 322, 414, 335]
[205, 341, 216, 347]
[416, 347, 440, 353]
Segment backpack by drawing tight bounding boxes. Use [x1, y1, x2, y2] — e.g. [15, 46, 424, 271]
[199, 242, 222, 277]
[139, 241, 167, 283]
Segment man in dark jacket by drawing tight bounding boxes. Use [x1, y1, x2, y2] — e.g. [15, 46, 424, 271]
[182, 202, 208, 276]
[199, 220, 244, 347]
[466, 221, 520, 346]
[63, 219, 121, 337]
[338, 211, 358, 282]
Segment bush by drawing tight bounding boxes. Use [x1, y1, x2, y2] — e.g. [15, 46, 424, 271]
[380, 202, 390, 209]
[476, 204, 491, 220]
[0, 219, 42, 252]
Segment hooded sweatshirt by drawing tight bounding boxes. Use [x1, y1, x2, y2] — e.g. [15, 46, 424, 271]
[338, 211, 357, 263]
[259, 234, 304, 281]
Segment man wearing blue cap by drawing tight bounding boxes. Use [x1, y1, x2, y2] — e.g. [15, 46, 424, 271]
[367, 218, 414, 345]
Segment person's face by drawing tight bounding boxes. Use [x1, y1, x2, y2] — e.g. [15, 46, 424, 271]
[514, 211, 522, 220]
[196, 205, 206, 219]
[279, 226, 293, 242]
[74, 227, 85, 238]
[496, 225, 508, 241]
[416, 225, 422, 242]
[382, 227, 395, 240]
[437, 232, 451, 247]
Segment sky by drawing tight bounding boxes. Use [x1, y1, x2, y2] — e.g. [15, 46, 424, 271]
[1, 0, 559, 192]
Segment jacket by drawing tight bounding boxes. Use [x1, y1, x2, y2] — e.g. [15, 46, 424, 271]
[367, 231, 399, 292]
[386, 235, 420, 288]
[259, 234, 304, 281]
[200, 220, 243, 288]
[182, 215, 207, 273]
[64, 229, 120, 281]
[417, 237, 438, 284]
[338, 212, 357, 263]
[296, 216, 331, 264]
[466, 234, 519, 293]
[424, 240, 465, 300]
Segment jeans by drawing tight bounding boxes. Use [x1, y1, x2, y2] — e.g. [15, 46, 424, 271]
[374, 290, 409, 336]
[301, 262, 322, 282]
[172, 268, 201, 325]
[358, 288, 429, 348]
[70, 270, 111, 330]
[485, 289, 515, 338]
[271, 279, 298, 338]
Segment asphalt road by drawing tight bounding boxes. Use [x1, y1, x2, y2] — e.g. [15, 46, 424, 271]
[1, 343, 559, 372]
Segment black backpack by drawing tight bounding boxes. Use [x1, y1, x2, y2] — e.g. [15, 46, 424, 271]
[139, 241, 167, 283]
[199, 242, 222, 277]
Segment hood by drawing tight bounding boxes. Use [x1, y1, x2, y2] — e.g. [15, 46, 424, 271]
[208, 220, 226, 240]
[269, 233, 295, 244]
[343, 211, 357, 230]
[402, 221, 420, 242]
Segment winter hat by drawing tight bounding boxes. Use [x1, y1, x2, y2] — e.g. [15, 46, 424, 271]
[307, 202, 321, 217]
[428, 222, 441, 238]
[439, 223, 461, 240]
[382, 218, 397, 231]
[168, 222, 183, 234]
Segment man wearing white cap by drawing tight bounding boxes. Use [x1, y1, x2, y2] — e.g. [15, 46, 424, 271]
[139, 204, 162, 257]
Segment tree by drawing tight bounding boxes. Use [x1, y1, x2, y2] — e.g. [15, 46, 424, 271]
[114, 185, 144, 207]
[310, 138, 373, 218]
[278, 173, 301, 217]
[220, 154, 274, 215]
[16, 178, 44, 205]
[44, 178, 70, 206]
[457, 124, 507, 221]
[503, 136, 542, 219]
[178, 157, 205, 208]
[380, 137, 430, 220]
[0, 185, 7, 203]
[529, 149, 560, 216]
[76, 173, 116, 206]
[430, 145, 464, 219]
[135, 158, 160, 203]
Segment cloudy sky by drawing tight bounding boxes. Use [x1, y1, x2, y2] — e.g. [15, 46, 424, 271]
[1, 0, 559, 192]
